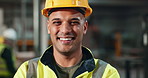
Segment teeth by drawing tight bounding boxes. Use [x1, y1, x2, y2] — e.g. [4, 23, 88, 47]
[60, 38, 72, 40]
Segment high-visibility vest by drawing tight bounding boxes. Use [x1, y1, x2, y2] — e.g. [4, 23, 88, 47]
[14, 46, 120, 78]
[0, 44, 11, 77]
[14, 58, 120, 78]
[28, 58, 120, 78]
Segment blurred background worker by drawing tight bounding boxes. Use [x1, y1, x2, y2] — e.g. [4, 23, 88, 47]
[0, 28, 17, 78]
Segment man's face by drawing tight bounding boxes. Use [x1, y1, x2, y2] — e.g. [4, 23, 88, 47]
[47, 9, 88, 54]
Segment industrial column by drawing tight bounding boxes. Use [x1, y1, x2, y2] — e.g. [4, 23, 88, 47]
[142, 14, 148, 78]
[33, 0, 41, 56]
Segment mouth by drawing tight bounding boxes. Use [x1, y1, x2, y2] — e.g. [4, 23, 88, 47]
[57, 37, 75, 40]
[59, 37, 75, 40]
[57, 37, 75, 44]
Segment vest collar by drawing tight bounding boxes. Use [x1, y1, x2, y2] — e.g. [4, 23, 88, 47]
[40, 45, 96, 77]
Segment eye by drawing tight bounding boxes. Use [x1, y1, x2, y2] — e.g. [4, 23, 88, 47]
[70, 21, 80, 26]
[53, 21, 62, 26]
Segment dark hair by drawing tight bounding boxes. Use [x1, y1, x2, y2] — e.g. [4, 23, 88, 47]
[48, 7, 86, 16]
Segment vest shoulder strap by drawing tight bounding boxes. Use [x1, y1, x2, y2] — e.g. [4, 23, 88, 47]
[27, 57, 39, 78]
[93, 59, 108, 78]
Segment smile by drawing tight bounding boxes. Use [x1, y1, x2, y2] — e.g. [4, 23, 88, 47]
[57, 37, 75, 40]
[57, 37, 75, 44]
[60, 38, 72, 40]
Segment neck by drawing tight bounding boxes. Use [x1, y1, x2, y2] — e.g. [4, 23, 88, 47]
[53, 49, 83, 67]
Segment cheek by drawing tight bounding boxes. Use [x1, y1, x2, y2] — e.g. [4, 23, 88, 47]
[77, 26, 85, 34]
[74, 27, 84, 36]
[49, 26, 59, 35]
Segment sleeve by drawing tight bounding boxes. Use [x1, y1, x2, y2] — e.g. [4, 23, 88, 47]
[102, 64, 120, 78]
[13, 61, 29, 78]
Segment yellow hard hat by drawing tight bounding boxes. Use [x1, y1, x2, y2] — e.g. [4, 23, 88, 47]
[0, 36, 4, 43]
[41, 0, 92, 17]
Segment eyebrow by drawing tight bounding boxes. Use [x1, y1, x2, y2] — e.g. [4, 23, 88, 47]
[71, 18, 80, 21]
[51, 18, 80, 21]
[51, 18, 60, 21]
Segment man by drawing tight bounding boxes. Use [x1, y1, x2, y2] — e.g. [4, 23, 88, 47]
[0, 28, 17, 78]
[14, 0, 120, 78]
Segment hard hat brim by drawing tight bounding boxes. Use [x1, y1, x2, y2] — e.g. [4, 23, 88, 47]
[41, 5, 92, 17]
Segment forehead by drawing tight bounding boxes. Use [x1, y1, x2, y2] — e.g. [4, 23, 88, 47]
[48, 9, 85, 20]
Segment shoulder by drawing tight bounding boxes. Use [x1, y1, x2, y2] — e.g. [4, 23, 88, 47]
[14, 58, 40, 78]
[14, 61, 29, 78]
[17, 57, 40, 70]
[94, 59, 108, 68]
[93, 59, 120, 78]
[28, 57, 40, 64]
[102, 64, 120, 78]
[20, 57, 40, 69]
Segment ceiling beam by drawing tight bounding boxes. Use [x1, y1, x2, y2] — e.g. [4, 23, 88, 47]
[89, 0, 148, 6]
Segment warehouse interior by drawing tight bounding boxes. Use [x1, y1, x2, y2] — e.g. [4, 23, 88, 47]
[0, 0, 148, 78]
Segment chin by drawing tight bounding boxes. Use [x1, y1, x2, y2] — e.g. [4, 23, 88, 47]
[57, 50, 72, 56]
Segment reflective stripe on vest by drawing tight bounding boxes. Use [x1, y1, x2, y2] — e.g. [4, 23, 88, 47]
[92, 59, 107, 78]
[0, 44, 11, 76]
[27, 58, 39, 78]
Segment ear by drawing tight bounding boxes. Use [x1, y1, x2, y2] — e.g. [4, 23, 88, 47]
[47, 20, 51, 34]
[83, 20, 88, 34]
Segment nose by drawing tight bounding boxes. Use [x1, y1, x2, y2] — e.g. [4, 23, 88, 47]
[60, 22, 72, 34]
